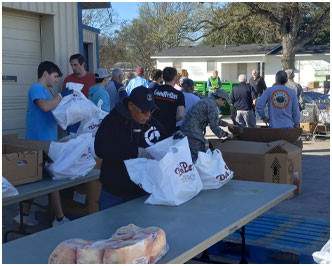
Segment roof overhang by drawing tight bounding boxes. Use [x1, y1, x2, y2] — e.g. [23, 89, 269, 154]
[151, 54, 266, 59]
[80, 2, 111, 9]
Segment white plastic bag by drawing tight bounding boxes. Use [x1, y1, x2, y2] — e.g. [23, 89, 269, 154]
[65, 82, 84, 92]
[195, 149, 233, 190]
[124, 158, 159, 194]
[48, 133, 96, 180]
[77, 108, 108, 137]
[145, 136, 181, 160]
[126, 137, 203, 206]
[52, 90, 100, 130]
[2, 177, 19, 197]
[312, 240, 330, 264]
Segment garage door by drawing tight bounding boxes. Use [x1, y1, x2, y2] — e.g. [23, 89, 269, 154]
[2, 9, 41, 137]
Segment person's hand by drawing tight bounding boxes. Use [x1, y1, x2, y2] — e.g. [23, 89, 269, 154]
[262, 117, 269, 124]
[173, 130, 186, 140]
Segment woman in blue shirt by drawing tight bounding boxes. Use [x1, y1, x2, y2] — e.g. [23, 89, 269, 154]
[88, 68, 111, 112]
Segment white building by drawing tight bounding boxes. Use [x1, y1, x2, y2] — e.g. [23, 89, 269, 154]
[152, 43, 330, 88]
[2, 2, 109, 136]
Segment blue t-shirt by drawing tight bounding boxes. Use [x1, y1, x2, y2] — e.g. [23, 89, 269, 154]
[25, 83, 58, 141]
[88, 84, 110, 112]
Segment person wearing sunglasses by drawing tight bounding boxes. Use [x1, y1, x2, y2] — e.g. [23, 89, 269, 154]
[94, 86, 166, 210]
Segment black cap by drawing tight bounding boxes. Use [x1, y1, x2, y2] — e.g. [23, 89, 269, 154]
[128, 86, 157, 112]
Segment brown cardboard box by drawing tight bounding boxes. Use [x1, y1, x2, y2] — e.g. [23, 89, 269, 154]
[2, 135, 51, 185]
[62, 180, 102, 217]
[209, 139, 302, 186]
[230, 127, 302, 144]
[2, 144, 43, 186]
[300, 122, 317, 133]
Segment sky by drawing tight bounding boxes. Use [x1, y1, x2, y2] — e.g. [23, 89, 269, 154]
[111, 2, 141, 23]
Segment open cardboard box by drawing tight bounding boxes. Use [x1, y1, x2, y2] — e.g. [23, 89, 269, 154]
[2, 134, 51, 186]
[209, 139, 302, 188]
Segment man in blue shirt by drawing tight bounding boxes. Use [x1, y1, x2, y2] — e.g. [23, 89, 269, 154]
[26, 62, 62, 141]
[105, 68, 127, 112]
[256, 70, 301, 128]
[125, 66, 149, 95]
[21, 61, 69, 227]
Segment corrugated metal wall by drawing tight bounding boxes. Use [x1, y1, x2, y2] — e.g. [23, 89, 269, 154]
[2, 2, 79, 75]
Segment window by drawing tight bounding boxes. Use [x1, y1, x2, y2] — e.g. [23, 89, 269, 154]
[237, 63, 247, 76]
[207, 61, 217, 72]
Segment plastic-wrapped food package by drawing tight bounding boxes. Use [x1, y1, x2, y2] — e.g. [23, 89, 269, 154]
[48, 224, 168, 264]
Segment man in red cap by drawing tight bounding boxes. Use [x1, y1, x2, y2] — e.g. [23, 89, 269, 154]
[125, 66, 149, 95]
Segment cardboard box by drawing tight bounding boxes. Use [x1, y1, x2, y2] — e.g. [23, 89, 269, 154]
[230, 127, 302, 144]
[62, 180, 102, 218]
[2, 144, 43, 186]
[300, 122, 317, 133]
[2, 135, 51, 185]
[209, 139, 302, 186]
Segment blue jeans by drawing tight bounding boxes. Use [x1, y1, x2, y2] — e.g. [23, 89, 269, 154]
[99, 188, 124, 210]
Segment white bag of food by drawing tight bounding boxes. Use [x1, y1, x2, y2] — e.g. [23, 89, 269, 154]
[48, 133, 96, 180]
[77, 108, 108, 137]
[195, 149, 233, 190]
[145, 136, 180, 160]
[52, 90, 99, 130]
[126, 137, 203, 206]
[2, 177, 18, 197]
[312, 240, 330, 264]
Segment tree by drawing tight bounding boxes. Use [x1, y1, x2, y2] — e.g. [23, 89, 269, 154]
[190, 3, 330, 69]
[115, 2, 202, 76]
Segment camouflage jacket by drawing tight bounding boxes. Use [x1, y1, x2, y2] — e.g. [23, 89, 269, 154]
[181, 97, 225, 142]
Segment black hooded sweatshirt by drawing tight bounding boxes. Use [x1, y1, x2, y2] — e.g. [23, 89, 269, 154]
[94, 101, 165, 200]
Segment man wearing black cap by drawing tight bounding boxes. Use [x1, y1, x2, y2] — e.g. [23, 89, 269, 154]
[181, 89, 233, 162]
[95, 86, 165, 209]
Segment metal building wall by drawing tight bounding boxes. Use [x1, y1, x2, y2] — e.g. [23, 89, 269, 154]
[2, 2, 79, 75]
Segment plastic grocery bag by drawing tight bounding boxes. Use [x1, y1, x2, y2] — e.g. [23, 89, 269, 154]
[65, 82, 84, 92]
[126, 137, 203, 206]
[77, 108, 108, 137]
[312, 240, 330, 264]
[145, 136, 181, 160]
[2, 177, 19, 197]
[47, 133, 96, 180]
[195, 149, 233, 190]
[52, 90, 100, 130]
[124, 158, 159, 194]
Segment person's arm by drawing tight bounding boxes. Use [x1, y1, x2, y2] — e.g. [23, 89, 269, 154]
[230, 88, 235, 105]
[261, 78, 267, 92]
[256, 89, 269, 120]
[207, 78, 212, 90]
[207, 102, 226, 138]
[176, 106, 185, 121]
[291, 91, 301, 127]
[176, 91, 186, 121]
[35, 96, 62, 112]
[100, 91, 111, 113]
[30, 85, 62, 112]
[218, 77, 222, 88]
[95, 116, 137, 160]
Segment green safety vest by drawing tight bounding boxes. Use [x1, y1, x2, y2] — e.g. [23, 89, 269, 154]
[209, 77, 221, 91]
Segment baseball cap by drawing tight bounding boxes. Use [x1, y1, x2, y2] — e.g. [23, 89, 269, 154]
[95, 68, 111, 79]
[128, 86, 157, 112]
[135, 66, 144, 75]
[212, 89, 231, 104]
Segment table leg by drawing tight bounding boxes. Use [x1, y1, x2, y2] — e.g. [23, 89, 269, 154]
[4, 202, 29, 242]
[239, 226, 248, 264]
